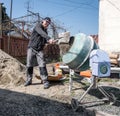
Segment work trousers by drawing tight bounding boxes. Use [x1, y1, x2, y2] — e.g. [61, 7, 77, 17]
[26, 48, 48, 81]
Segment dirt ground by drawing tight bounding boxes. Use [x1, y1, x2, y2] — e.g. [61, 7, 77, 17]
[0, 49, 120, 116]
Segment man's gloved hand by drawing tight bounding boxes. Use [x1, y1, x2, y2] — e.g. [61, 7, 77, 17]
[48, 39, 57, 44]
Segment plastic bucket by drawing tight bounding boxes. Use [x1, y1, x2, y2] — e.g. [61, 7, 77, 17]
[62, 33, 98, 71]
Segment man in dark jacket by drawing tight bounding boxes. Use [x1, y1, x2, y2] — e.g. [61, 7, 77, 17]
[24, 17, 54, 89]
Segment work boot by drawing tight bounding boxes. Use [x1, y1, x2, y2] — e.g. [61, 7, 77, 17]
[24, 78, 32, 86]
[43, 81, 50, 89]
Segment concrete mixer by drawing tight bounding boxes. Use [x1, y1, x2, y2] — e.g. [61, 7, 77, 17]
[62, 33, 98, 71]
[60, 33, 117, 111]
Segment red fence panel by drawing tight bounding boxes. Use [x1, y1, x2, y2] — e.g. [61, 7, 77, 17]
[0, 36, 29, 57]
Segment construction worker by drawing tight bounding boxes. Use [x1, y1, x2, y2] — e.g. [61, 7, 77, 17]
[24, 17, 55, 89]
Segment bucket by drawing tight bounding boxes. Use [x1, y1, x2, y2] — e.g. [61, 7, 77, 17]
[62, 33, 98, 71]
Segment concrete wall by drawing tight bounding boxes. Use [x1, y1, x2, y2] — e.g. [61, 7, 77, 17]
[99, 0, 120, 53]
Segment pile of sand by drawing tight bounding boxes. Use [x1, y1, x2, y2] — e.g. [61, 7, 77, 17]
[0, 49, 26, 86]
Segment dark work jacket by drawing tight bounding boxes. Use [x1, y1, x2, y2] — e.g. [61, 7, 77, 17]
[28, 23, 51, 51]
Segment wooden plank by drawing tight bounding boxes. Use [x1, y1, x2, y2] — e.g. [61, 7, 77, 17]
[111, 67, 120, 73]
[109, 53, 119, 59]
[110, 59, 118, 65]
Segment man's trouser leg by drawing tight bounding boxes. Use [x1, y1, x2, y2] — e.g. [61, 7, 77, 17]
[25, 48, 37, 86]
[24, 67, 33, 86]
[39, 67, 48, 81]
[39, 67, 49, 89]
[37, 51, 50, 89]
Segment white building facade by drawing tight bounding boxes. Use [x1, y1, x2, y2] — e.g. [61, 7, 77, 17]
[99, 0, 120, 53]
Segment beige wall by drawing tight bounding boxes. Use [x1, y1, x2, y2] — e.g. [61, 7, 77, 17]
[99, 0, 120, 53]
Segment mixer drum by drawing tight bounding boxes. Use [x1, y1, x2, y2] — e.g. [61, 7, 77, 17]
[62, 33, 98, 71]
